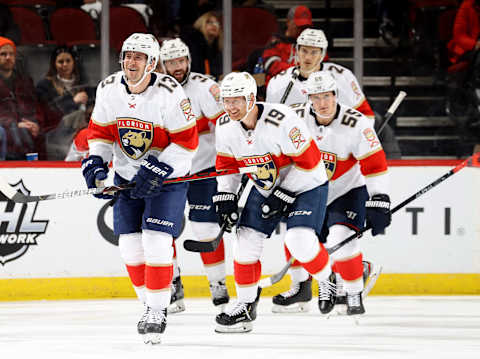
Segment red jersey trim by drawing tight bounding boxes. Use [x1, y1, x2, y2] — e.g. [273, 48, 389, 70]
[359, 149, 388, 176]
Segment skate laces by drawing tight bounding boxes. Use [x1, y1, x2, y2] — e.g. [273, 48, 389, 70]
[318, 280, 336, 300]
[226, 301, 248, 317]
[335, 273, 346, 296]
[280, 282, 300, 298]
[210, 281, 228, 299]
[347, 293, 361, 307]
[140, 305, 151, 323]
[149, 308, 166, 324]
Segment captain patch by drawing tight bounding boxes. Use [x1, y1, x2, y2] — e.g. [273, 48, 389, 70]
[289, 127, 306, 149]
[180, 99, 196, 122]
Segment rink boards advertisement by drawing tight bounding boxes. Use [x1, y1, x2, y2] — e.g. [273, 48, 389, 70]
[0, 160, 479, 300]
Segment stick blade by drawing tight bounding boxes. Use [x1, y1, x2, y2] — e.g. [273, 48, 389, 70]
[183, 239, 216, 253]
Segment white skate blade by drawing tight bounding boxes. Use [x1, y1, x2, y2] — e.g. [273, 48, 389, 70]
[272, 301, 310, 313]
[167, 299, 185, 314]
[143, 333, 162, 345]
[362, 264, 383, 299]
[215, 321, 253, 333]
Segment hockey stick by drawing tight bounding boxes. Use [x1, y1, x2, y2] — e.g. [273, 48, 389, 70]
[327, 152, 480, 255]
[257, 93, 408, 288]
[183, 175, 249, 253]
[0, 166, 258, 203]
[376, 91, 407, 134]
[279, 67, 299, 104]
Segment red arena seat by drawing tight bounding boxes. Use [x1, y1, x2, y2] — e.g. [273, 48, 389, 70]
[110, 6, 148, 53]
[49, 7, 97, 45]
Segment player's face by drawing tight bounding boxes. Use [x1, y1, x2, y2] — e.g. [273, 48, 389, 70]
[164, 56, 189, 83]
[309, 91, 336, 119]
[222, 96, 247, 121]
[298, 45, 322, 73]
[123, 51, 148, 84]
[0, 45, 15, 73]
[55, 52, 74, 79]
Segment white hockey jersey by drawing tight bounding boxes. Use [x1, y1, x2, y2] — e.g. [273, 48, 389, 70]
[266, 64, 375, 121]
[290, 102, 388, 204]
[183, 72, 224, 174]
[88, 71, 198, 180]
[215, 102, 328, 197]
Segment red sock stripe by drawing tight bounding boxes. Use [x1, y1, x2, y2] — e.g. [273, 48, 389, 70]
[125, 264, 145, 287]
[335, 253, 363, 281]
[234, 260, 261, 285]
[172, 240, 177, 259]
[145, 264, 173, 290]
[284, 244, 302, 268]
[300, 243, 329, 275]
[200, 238, 225, 265]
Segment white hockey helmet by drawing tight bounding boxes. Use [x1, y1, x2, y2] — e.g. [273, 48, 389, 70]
[306, 71, 337, 96]
[296, 28, 328, 63]
[220, 72, 257, 117]
[120, 33, 160, 87]
[159, 38, 191, 83]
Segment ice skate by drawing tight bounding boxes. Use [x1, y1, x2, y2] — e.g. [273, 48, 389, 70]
[143, 308, 167, 345]
[209, 280, 230, 312]
[272, 276, 312, 313]
[167, 276, 185, 314]
[362, 262, 383, 299]
[137, 305, 150, 335]
[215, 288, 261, 333]
[318, 273, 336, 315]
[346, 292, 365, 316]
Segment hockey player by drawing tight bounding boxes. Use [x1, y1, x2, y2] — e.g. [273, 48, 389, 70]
[213, 71, 331, 333]
[266, 28, 374, 122]
[158, 38, 228, 313]
[278, 71, 391, 316]
[267, 28, 378, 312]
[81, 33, 198, 344]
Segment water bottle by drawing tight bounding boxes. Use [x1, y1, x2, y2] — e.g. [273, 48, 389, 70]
[253, 57, 264, 74]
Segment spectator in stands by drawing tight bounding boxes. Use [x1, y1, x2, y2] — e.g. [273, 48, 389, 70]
[262, 5, 313, 84]
[182, 11, 223, 80]
[447, 0, 480, 127]
[0, 36, 42, 160]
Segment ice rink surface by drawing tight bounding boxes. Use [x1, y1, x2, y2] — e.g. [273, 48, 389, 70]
[1, 296, 479, 359]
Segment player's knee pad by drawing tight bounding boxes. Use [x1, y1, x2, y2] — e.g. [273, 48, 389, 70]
[142, 229, 173, 264]
[118, 232, 144, 265]
[284, 227, 320, 263]
[326, 224, 360, 261]
[234, 227, 266, 263]
[190, 221, 220, 241]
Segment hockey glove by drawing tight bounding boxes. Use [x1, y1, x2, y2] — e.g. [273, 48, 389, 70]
[130, 155, 173, 199]
[212, 192, 239, 233]
[365, 194, 391, 236]
[261, 187, 296, 219]
[81, 155, 112, 199]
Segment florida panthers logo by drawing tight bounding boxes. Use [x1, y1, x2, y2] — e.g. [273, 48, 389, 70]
[117, 117, 153, 160]
[321, 151, 337, 180]
[241, 154, 278, 190]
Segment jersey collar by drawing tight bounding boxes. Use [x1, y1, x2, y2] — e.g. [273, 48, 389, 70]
[122, 72, 157, 95]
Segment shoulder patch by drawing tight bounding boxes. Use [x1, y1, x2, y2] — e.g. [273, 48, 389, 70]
[363, 128, 380, 148]
[289, 126, 306, 149]
[180, 99, 196, 122]
[209, 84, 220, 102]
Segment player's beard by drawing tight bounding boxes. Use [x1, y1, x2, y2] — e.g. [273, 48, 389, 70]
[171, 69, 187, 84]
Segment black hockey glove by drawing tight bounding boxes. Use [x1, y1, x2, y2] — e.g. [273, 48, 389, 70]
[212, 192, 239, 233]
[261, 187, 296, 219]
[81, 155, 112, 199]
[130, 155, 173, 199]
[365, 194, 391, 236]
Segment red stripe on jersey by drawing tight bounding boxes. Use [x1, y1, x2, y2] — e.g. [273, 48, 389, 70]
[216, 153, 239, 170]
[355, 99, 375, 118]
[88, 120, 116, 143]
[284, 244, 302, 268]
[209, 111, 225, 126]
[331, 154, 357, 180]
[200, 238, 225, 265]
[74, 128, 90, 151]
[196, 116, 211, 134]
[234, 260, 261, 285]
[301, 243, 329, 275]
[125, 264, 145, 287]
[169, 125, 198, 151]
[359, 149, 388, 176]
[145, 265, 173, 290]
[334, 253, 363, 281]
[290, 139, 323, 171]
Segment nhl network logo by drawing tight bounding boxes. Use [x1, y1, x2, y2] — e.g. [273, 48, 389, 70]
[0, 180, 48, 265]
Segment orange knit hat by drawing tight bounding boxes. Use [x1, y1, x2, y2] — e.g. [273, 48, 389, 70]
[0, 36, 16, 53]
